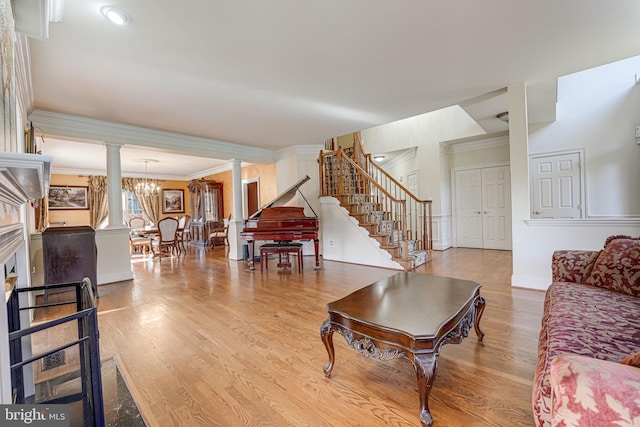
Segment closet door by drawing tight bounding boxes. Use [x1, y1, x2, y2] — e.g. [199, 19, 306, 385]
[454, 169, 483, 248]
[455, 166, 512, 250]
[482, 166, 512, 250]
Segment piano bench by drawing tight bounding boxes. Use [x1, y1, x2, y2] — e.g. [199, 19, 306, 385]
[260, 243, 303, 273]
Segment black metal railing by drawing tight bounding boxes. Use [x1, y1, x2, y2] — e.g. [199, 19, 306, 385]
[8, 278, 105, 426]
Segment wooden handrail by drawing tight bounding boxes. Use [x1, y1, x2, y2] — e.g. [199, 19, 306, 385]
[318, 140, 433, 255]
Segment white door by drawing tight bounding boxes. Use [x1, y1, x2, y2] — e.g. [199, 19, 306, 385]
[455, 166, 512, 250]
[530, 152, 582, 219]
[455, 169, 483, 248]
[482, 166, 512, 250]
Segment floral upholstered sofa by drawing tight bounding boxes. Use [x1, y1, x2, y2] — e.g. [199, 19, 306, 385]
[533, 235, 640, 427]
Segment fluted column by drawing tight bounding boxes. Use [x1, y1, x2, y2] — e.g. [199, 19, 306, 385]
[105, 143, 124, 228]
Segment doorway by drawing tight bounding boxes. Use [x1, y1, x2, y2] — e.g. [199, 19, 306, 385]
[243, 178, 260, 218]
[453, 164, 512, 250]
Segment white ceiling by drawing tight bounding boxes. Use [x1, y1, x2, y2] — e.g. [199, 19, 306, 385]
[18, 1, 640, 176]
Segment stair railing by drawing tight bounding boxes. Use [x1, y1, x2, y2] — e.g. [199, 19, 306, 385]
[319, 144, 432, 252]
[365, 156, 432, 251]
[319, 147, 408, 248]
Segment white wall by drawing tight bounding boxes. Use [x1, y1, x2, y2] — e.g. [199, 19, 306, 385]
[529, 55, 640, 218]
[320, 197, 402, 270]
[361, 105, 485, 249]
[275, 145, 323, 256]
[513, 55, 640, 290]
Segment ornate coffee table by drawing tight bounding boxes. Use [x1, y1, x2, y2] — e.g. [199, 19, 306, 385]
[320, 272, 486, 426]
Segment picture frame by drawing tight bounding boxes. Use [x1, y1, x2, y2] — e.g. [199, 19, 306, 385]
[48, 186, 89, 210]
[162, 189, 184, 214]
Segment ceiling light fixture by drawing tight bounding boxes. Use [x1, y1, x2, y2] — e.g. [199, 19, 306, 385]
[135, 159, 159, 197]
[100, 5, 131, 25]
[496, 111, 509, 123]
[373, 155, 386, 162]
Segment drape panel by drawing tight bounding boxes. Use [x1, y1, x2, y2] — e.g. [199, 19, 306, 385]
[122, 177, 160, 225]
[88, 176, 109, 229]
[33, 197, 48, 232]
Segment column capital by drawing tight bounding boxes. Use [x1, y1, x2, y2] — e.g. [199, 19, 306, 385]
[104, 142, 123, 150]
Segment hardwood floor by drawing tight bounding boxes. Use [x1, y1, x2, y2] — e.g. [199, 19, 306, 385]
[34, 247, 546, 426]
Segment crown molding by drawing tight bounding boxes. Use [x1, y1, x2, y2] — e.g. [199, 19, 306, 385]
[276, 144, 324, 160]
[28, 110, 276, 164]
[440, 130, 509, 154]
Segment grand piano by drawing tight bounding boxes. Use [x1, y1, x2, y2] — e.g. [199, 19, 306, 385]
[240, 175, 320, 270]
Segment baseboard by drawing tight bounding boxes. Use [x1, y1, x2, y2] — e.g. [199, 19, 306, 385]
[98, 271, 134, 285]
[511, 275, 550, 291]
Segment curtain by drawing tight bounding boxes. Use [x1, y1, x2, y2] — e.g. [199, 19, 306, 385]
[33, 197, 48, 232]
[122, 177, 160, 225]
[88, 176, 109, 229]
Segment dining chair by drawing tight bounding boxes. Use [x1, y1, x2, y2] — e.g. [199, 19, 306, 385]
[129, 216, 146, 237]
[129, 233, 151, 256]
[209, 214, 231, 249]
[176, 215, 191, 254]
[151, 217, 179, 261]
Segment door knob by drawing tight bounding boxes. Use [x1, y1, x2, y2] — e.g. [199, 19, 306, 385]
[475, 211, 482, 214]
[534, 210, 542, 215]
[483, 211, 488, 214]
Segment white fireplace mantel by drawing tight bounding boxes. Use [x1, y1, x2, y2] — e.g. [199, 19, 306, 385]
[0, 151, 52, 404]
[0, 152, 52, 206]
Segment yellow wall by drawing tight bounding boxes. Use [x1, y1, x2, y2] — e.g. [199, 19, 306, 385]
[158, 179, 191, 221]
[48, 175, 91, 226]
[47, 175, 193, 226]
[203, 163, 277, 218]
[48, 163, 276, 225]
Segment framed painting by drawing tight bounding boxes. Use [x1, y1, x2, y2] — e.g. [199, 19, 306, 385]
[162, 189, 184, 214]
[48, 186, 89, 210]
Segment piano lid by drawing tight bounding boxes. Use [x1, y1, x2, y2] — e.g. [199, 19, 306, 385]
[249, 175, 313, 219]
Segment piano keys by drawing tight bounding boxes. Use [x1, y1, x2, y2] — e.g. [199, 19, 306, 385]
[240, 175, 320, 270]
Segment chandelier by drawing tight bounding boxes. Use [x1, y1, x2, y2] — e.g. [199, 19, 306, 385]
[136, 159, 160, 197]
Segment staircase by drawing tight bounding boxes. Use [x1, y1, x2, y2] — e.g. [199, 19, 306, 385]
[318, 134, 431, 270]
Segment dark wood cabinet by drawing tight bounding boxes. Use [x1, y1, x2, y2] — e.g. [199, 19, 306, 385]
[187, 179, 223, 246]
[42, 226, 98, 295]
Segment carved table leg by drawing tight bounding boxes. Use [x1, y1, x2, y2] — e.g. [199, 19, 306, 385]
[414, 353, 437, 426]
[474, 296, 486, 341]
[320, 319, 335, 377]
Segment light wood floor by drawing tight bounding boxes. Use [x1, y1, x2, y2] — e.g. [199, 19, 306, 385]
[35, 247, 546, 427]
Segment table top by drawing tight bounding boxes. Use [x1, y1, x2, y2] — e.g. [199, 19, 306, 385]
[327, 272, 481, 339]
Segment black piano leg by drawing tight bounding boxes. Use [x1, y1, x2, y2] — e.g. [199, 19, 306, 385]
[314, 239, 321, 270]
[248, 241, 256, 270]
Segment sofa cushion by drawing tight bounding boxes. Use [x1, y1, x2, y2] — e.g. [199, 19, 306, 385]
[550, 355, 640, 427]
[532, 281, 640, 427]
[551, 250, 600, 283]
[586, 237, 640, 296]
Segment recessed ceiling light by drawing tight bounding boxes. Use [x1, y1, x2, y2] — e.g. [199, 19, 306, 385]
[100, 5, 131, 26]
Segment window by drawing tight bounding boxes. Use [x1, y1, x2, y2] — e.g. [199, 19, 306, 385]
[123, 191, 145, 223]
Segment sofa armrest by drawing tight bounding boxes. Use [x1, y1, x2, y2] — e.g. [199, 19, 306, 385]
[549, 355, 640, 426]
[551, 250, 599, 283]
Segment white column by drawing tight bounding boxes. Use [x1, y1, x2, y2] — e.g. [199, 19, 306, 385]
[228, 159, 245, 260]
[105, 143, 124, 228]
[507, 82, 530, 287]
[232, 159, 243, 220]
